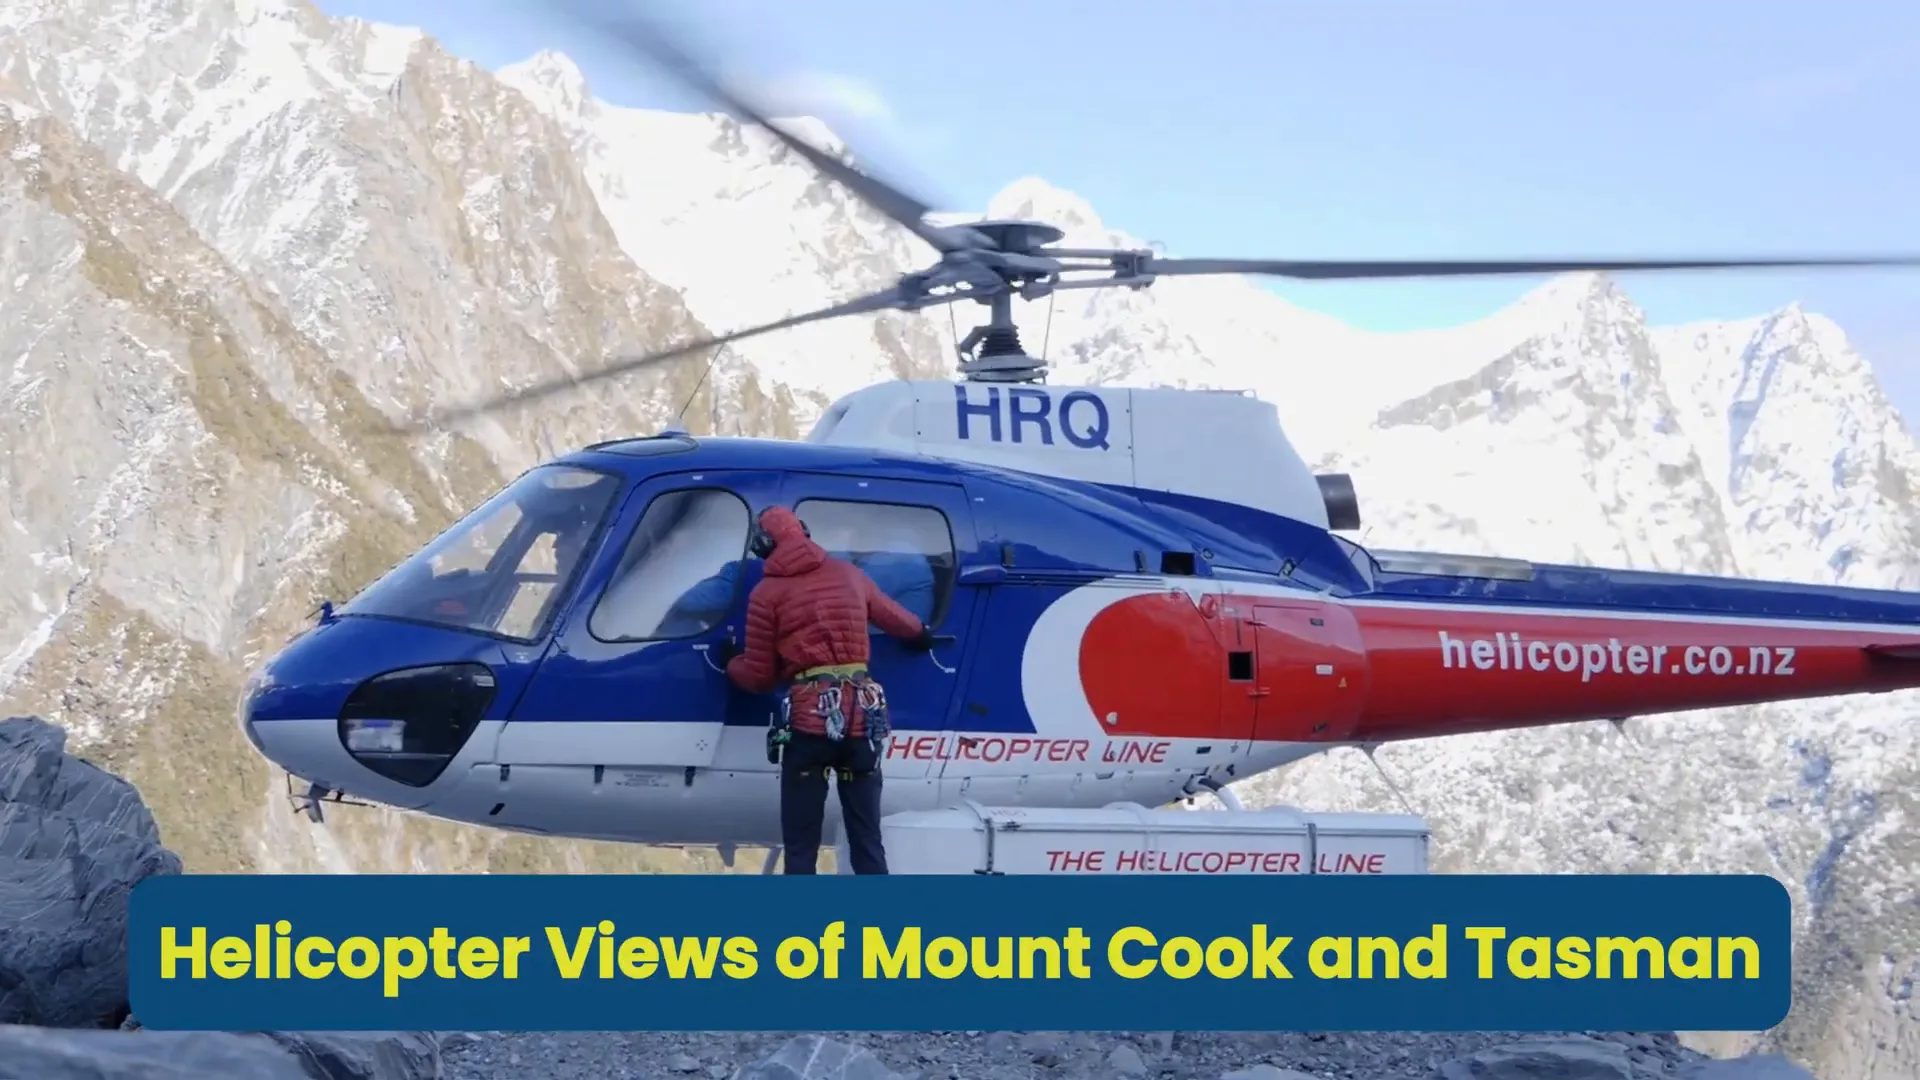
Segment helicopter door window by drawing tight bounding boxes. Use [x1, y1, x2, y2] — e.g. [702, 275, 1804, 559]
[589, 488, 753, 642]
[792, 499, 955, 627]
[339, 464, 621, 643]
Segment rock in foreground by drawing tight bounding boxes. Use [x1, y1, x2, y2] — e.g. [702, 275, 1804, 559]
[448, 1033, 1815, 1080]
[0, 716, 183, 1027]
[262, 1031, 444, 1080]
[737, 1035, 903, 1080]
[0, 1024, 314, 1079]
[0, 1025, 442, 1080]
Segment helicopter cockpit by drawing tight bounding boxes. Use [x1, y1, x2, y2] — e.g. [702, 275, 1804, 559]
[339, 464, 623, 643]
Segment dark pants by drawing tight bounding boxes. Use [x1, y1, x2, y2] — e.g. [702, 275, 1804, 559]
[780, 730, 888, 875]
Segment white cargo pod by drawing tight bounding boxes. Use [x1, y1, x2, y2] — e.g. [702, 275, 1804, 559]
[882, 801, 1430, 876]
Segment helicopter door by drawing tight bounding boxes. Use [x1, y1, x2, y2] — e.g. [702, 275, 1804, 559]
[780, 471, 980, 783]
[1246, 600, 1368, 744]
[498, 470, 784, 770]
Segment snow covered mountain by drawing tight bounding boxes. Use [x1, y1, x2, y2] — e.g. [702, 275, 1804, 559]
[0, 1, 1913, 1075]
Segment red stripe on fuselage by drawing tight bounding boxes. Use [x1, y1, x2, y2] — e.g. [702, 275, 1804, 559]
[1073, 588, 1920, 744]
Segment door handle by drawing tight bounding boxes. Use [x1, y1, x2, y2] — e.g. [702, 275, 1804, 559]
[1248, 687, 1270, 699]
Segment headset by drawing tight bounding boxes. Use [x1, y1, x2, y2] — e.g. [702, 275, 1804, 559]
[747, 512, 809, 559]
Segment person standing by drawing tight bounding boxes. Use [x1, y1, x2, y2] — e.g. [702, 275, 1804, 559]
[720, 506, 935, 874]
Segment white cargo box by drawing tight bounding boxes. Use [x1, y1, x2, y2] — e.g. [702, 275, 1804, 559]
[882, 801, 1430, 876]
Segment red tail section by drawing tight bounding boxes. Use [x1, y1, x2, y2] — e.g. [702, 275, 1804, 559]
[1074, 587, 1920, 746]
[1345, 601, 1920, 742]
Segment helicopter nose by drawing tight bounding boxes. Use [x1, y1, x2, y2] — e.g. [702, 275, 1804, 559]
[241, 705, 441, 811]
[237, 659, 504, 812]
[235, 658, 274, 758]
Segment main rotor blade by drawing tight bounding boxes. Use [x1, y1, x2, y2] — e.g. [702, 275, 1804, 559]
[566, 2, 973, 254]
[1140, 254, 1920, 282]
[400, 288, 912, 431]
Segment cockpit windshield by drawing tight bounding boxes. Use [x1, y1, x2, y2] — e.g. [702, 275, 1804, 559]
[340, 465, 622, 642]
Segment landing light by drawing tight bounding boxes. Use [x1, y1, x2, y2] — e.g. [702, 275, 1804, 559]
[335, 663, 498, 788]
[343, 718, 406, 755]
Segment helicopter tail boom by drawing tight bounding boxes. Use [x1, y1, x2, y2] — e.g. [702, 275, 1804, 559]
[1339, 560, 1920, 742]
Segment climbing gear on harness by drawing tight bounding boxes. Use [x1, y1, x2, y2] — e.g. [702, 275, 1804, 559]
[793, 664, 875, 744]
[766, 696, 794, 765]
[819, 680, 849, 741]
[856, 677, 890, 753]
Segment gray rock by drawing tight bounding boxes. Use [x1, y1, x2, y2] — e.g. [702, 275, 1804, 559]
[259, 1031, 442, 1080]
[0, 717, 184, 1028]
[735, 1035, 904, 1080]
[1680, 1056, 1819, 1080]
[1106, 1043, 1150, 1078]
[668, 1051, 703, 1072]
[1224, 1066, 1322, 1080]
[0, 1023, 313, 1079]
[0, 722, 439, 1080]
[1020, 1031, 1067, 1066]
[1432, 1037, 1634, 1080]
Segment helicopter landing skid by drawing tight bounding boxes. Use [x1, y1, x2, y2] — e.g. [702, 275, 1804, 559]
[718, 841, 784, 874]
[1181, 770, 1247, 811]
[284, 773, 376, 824]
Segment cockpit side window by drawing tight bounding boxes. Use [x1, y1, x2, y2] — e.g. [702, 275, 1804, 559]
[589, 488, 752, 642]
[794, 498, 955, 628]
[341, 465, 621, 643]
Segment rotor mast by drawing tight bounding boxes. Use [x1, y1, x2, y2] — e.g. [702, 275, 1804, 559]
[944, 219, 1078, 384]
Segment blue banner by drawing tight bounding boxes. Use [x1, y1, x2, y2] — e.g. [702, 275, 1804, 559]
[127, 873, 1790, 1032]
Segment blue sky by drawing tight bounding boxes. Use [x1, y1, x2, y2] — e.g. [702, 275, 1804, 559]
[321, 1, 1919, 419]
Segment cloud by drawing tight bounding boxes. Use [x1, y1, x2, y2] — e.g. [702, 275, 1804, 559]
[749, 69, 896, 126]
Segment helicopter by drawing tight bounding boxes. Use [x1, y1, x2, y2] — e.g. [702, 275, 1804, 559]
[236, 6, 1920, 872]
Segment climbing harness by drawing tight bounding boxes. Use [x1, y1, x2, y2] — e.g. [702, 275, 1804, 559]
[792, 664, 889, 746]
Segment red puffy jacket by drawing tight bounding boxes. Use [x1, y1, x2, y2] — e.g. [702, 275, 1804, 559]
[725, 506, 928, 737]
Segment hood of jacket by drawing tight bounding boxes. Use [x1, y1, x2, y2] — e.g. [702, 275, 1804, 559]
[759, 506, 827, 578]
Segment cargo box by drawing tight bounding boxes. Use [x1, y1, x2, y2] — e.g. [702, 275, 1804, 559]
[882, 800, 1431, 875]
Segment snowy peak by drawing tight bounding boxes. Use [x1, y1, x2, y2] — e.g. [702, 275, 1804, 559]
[330, 16, 423, 89]
[1651, 303, 1920, 588]
[499, 49, 852, 169]
[1349, 276, 1734, 574]
[498, 48, 591, 119]
[986, 176, 1119, 246]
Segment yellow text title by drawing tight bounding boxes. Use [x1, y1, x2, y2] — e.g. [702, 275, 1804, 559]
[155, 922, 1761, 998]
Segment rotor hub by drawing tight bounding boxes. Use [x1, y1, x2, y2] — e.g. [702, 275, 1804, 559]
[963, 219, 1067, 255]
